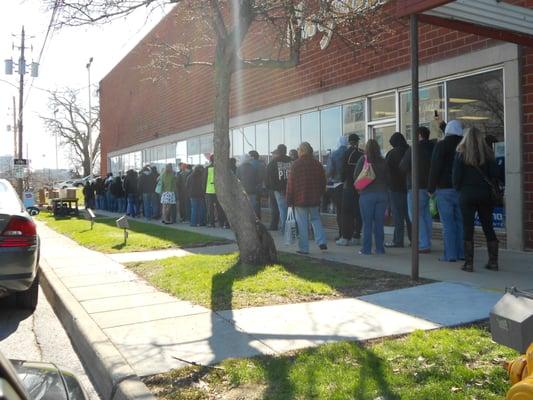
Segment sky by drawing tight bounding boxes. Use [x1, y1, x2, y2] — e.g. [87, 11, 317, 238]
[0, 0, 174, 171]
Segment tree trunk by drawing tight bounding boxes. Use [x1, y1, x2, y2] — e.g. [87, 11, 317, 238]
[212, 58, 277, 265]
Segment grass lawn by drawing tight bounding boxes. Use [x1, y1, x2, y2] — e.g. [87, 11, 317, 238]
[145, 326, 517, 400]
[36, 211, 227, 253]
[127, 252, 430, 310]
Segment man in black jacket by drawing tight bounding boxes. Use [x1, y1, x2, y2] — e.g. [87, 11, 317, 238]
[400, 127, 435, 253]
[266, 144, 292, 234]
[428, 119, 464, 262]
[336, 134, 364, 246]
[138, 165, 156, 220]
[385, 132, 411, 248]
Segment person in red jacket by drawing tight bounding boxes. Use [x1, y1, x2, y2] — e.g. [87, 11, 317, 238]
[286, 142, 327, 254]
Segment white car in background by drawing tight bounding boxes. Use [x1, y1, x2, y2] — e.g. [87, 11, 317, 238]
[54, 175, 96, 189]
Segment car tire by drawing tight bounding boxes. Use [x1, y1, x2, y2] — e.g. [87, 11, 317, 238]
[16, 272, 39, 311]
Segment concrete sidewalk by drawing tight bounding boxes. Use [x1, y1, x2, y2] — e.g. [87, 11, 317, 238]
[96, 210, 533, 292]
[38, 217, 505, 395]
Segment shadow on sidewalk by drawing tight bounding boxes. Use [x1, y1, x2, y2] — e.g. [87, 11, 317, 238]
[207, 258, 401, 399]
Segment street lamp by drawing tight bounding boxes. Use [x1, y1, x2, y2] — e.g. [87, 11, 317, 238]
[86, 57, 93, 173]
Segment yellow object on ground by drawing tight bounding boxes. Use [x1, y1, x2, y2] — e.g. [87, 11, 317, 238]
[507, 343, 533, 399]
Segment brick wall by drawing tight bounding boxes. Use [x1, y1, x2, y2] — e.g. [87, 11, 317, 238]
[523, 45, 533, 247]
[99, 3, 496, 173]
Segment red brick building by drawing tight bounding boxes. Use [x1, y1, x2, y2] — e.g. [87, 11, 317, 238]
[99, 0, 533, 250]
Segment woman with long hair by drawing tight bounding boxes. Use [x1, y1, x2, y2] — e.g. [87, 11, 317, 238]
[453, 127, 500, 272]
[160, 163, 177, 224]
[353, 139, 390, 255]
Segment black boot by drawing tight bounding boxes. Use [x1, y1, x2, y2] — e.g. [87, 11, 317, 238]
[485, 241, 499, 271]
[461, 241, 474, 272]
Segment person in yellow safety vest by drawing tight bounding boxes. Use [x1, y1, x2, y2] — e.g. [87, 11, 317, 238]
[205, 155, 228, 228]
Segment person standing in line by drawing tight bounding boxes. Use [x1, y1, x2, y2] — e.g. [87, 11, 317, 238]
[110, 176, 125, 213]
[286, 142, 327, 255]
[177, 163, 191, 223]
[289, 149, 299, 162]
[104, 173, 113, 211]
[400, 126, 435, 253]
[123, 169, 138, 217]
[385, 132, 411, 248]
[160, 163, 177, 224]
[266, 144, 292, 234]
[138, 165, 155, 220]
[82, 180, 95, 210]
[428, 119, 465, 262]
[266, 150, 280, 231]
[94, 177, 105, 210]
[453, 127, 500, 272]
[327, 135, 349, 241]
[204, 155, 228, 228]
[248, 150, 266, 219]
[353, 139, 390, 255]
[237, 153, 262, 218]
[150, 166, 160, 219]
[336, 134, 364, 246]
[187, 165, 206, 227]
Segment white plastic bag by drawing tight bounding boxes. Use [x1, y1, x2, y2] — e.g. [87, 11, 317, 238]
[284, 207, 298, 245]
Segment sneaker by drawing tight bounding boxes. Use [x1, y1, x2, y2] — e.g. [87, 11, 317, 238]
[319, 244, 328, 251]
[384, 242, 403, 248]
[296, 250, 309, 255]
[336, 238, 349, 246]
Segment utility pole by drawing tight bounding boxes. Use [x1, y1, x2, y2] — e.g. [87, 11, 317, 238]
[12, 96, 17, 160]
[17, 26, 26, 196]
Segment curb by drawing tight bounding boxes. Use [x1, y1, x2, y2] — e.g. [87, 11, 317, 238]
[39, 258, 155, 400]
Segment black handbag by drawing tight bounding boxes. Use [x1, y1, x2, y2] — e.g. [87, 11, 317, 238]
[474, 166, 504, 205]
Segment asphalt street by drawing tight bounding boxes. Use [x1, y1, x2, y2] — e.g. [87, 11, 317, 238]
[0, 288, 101, 400]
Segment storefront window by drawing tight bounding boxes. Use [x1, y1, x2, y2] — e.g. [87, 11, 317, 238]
[321, 106, 342, 166]
[370, 93, 396, 121]
[176, 141, 187, 164]
[301, 111, 320, 158]
[372, 124, 396, 155]
[232, 129, 244, 157]
[200, 134, 213, 163]
[269, 119, 284, 152]
[255, 123, 269, 160]
[284, 115, 301, 153]
[343, 101, 366, 144]
[243, 126, 255, 154]
[400, 84, 444, 140]
[187, 137, 201, 166]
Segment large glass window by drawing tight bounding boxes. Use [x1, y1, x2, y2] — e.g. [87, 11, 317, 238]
[447, 69, 504, 142]
[200, 134, 213, 164]
[269, 119, 284, 152]
[284, 115, 301, 153]
[187, 137, 201, 165]
[256, 123, 269, 159]
[321, 106, 342, 165]
[176, 141, 187, 164]
[301, 111, 320, 157]
[165, 143, 176, 163]
[343, 101, 366, 144]
[400, 84, 444, 140]
[232, 129, 244, 157]
[372, 124, 396, 155]
[370, 93, 396, 121]
[243, 126, 255, 153]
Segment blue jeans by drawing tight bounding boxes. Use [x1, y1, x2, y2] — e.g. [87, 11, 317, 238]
[407, 189, 432, 251]
[389, 191, 411, 246]
[152, 193, 160, 218]
[105, 191, 112, 211]
[248, 194, 261, 218]
[294, 206, 326, 253]
[436, 188, 464, 261]
[190, 198, 206, 226]
[117, 197, 126, 213]
[142, 193, 153, 219]
[359, 191, 388, 254]
[95, 194, 104, 210]
[274, 191, 288, 234]
[127, 193, 137, 216]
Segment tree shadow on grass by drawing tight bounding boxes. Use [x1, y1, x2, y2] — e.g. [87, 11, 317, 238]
[208, 258, 401, 399]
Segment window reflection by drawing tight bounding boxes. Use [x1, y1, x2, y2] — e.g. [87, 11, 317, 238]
[256, 123, 269, 160]
[284, 115, 301, 153]
[269, 119, 283, 152]
[301, 112, 320, 158]
[400, 84, 444, 140]
[370, 94, 395, 121]
[343, 101, 366, 144]
[321, 106, 342, 166]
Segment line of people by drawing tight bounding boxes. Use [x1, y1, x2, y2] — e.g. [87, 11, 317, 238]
[83, 119, 501, 272]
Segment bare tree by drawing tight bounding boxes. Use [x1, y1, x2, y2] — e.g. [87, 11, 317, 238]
[46, 0, 395, 264]
[41, 89, 100, 178]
